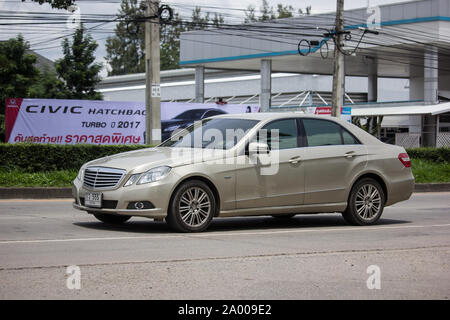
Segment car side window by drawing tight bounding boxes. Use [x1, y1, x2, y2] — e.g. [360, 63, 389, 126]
[260, 119, 298, 150]
[302, 119, 343, 147]
[342, 128, 360, 145]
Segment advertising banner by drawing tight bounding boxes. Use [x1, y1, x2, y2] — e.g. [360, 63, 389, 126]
[304, 106, 352, 123]
[5, 98, 259, 145]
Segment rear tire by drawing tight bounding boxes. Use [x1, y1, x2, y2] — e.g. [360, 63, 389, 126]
[166, 180, 216, 232]
[93, 213, 130, 224]
[342, 178, 385, 226]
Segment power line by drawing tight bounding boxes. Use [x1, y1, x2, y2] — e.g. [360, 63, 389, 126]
[1, 4, 449, 73]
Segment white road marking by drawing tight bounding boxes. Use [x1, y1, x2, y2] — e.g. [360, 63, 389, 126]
[0, 223, 450, 245]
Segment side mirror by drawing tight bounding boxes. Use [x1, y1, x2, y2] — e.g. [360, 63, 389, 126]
[248, 142, 270, 156]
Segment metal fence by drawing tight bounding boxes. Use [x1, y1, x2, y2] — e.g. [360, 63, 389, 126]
[395, 132, 450, 147]
[437, 132, 450, 147]
[395, 133, 421, 148]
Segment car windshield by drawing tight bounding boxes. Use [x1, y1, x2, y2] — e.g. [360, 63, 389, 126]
[173, 109, 209, 120]
[160, 118, 259, 149]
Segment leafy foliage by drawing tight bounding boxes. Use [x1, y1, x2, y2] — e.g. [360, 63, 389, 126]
[0, 169, 77, 187]
[25, 0, 75, 9]
[105, 1, 225, 75]
[245, 0, 311, 23]
[105, 0, 146, 75]
[0, 35, 39, 115]
[0, 144, 148, 172]
[0, 145, 448, 186]
[28, 67, 69, 99]
[409, 159, 450, 183]
[0, 35, 41, 141]
[406, 147, 450, 163]
[0, 144, 447, 174]
[55, 24, 103, 100]
[0, 114, 4, 142]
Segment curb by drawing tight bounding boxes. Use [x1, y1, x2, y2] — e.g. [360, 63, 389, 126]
[413, 183, 450, 193]
[0, 187, 72, 199]
[1, 184, 449, 199]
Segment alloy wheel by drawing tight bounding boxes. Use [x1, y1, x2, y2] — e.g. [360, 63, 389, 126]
[178, 187, 211, 227]
[355, 184, 382, 221]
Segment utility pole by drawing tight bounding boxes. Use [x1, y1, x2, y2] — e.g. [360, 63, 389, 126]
[145, 0, 161, 145]
[331, 0, 345, 118]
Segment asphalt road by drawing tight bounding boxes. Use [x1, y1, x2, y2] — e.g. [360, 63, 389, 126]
[0, 192, 449, 300]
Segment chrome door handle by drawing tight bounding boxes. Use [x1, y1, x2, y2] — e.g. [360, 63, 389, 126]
[289, 156, 301, 164]
[345, 151, 356, 158]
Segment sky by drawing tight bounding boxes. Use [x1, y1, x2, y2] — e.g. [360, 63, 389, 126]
[0, 0, 413, 77]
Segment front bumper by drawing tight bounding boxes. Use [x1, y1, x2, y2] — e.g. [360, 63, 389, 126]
[72, 175, 175, 219]
[72, 202, 164, 218]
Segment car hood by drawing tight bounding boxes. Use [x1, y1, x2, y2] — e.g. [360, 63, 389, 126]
[84, 147, 228, 173]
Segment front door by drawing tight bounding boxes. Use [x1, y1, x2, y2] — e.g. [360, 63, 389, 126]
[235, 118, 306, 209]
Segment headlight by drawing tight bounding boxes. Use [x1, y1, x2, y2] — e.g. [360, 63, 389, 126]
[124, 174, 140, 187]
[77, 168, 84, 180]
[137, 166, 171, 185]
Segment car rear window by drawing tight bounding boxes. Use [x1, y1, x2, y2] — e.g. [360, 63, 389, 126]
[303, 119, 342, 146]
[302, 118, 360, 147]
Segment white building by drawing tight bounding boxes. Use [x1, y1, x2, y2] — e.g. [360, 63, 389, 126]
[98, 0, 450, 147]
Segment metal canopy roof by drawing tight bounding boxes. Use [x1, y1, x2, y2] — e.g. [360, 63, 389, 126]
[351, 102, 450, 116]
[180, 0, 450, 78]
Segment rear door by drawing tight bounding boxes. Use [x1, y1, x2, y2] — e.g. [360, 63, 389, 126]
[300, 118, 367, 204]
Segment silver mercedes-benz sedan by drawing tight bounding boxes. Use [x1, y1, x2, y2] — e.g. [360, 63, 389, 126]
[72, 113, 415, 232]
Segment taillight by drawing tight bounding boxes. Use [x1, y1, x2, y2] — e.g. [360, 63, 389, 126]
[398, 153, 411, 168]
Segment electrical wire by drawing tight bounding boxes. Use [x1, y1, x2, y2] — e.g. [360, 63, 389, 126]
[1, 2, 449, 74]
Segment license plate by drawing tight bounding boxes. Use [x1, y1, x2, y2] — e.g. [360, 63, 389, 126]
[85, 192, 102, 208]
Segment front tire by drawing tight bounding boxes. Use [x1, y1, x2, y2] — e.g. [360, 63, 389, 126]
[342, 178, 385, 226]
[166, 180, 216, 232]
[93, 213, 131, 224]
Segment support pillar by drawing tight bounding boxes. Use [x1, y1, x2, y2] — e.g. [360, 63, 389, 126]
[195, 66, 205, 103]
[422, 47, 438, 147]
[260, 60, 272, 112]
[368, 59, 378, 103]
[367, 59, 378, 138]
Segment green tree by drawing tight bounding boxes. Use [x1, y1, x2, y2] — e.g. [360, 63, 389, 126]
[277, 4, 295, 19]
[26, 0, 75, 9]
[105, 1, 224, 74]
[28, 67, 69, 99]
[260, 0, 276, 21]
[0, 35, 39, 115]
[298, 6, 312, 15]
[244, 5, 258, 23]
[105, 0, 145, 76]
[160, 13, 186, 71]
[55, 24, 103, 100]
[245, 1, 311, 22]
[211, 12, 225, 27]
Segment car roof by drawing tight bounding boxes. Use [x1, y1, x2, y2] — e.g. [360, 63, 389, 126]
[212, 111, 383, 146]
[212, 112, 333, 121]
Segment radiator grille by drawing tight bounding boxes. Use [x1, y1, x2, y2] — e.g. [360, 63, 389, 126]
[83, 167, 125, 189]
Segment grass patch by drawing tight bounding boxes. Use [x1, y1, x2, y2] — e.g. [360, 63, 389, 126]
[0, 169, 77, 187]
[0, 159, 448, 187]
[411, 159, 450, 183]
